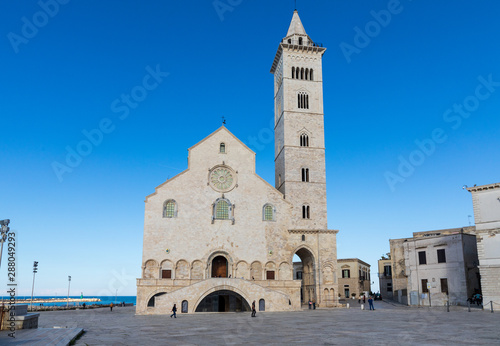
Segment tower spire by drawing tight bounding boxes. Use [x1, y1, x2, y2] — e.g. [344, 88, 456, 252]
[286, 10, 307, 37]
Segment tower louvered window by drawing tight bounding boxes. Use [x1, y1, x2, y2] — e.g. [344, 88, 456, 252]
[298, 92, 309, 109]
[300, 133, 309, 147]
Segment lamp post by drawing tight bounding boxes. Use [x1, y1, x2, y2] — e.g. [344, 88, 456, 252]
[0, 219, 10, 268]
[30, 261, 38, 311]
[67, 276, 71, 308]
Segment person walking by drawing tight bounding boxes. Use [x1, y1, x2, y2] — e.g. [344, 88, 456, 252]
[308, 300, 312, 309]
[251, 300, 256, 317]
[363, 295, 366, 304]
[368, 296, 375, 310]
[170, 304, 177, 318]
[110, 303, 113, 311]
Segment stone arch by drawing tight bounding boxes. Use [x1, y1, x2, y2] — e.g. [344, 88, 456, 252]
[330, 288, 335, 303]
[191, 260, 204, 280]
[205, 250, 234, 278]
[292, 246, 316, 303]
[160, 259, 173, 279]
[175, 259, 189, 279]
[250, 261, 263, 280]
[265, 261, 276, 280]
[147, 292, 166, 308]
[235, 261, 249, 280]
[193, 285, 251, 312]
[143, 259, 159, 279]
[279, 262, 292, 280]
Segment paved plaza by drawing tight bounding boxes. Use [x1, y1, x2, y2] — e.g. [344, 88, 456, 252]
[3, 301, 499, 345]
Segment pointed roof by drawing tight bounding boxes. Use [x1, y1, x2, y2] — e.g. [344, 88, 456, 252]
[286, 10, 307, 37]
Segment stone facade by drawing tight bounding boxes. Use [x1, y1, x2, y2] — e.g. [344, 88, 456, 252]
[389, 227, 480, 306]
[337, 259, 371, 299]
[467, 183, 500, 306]
[378, 258, 393, 300]
[136, 11, 339, 315]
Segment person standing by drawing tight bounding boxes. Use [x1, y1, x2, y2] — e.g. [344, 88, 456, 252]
[312, 300, 316, 310]
[170, 304, 177, 318]
[251, 300, 256, 317]
[363, 295, 366, 304]
[308, 300, 312, 309]
[110, 303, 113, 312]
[368, 296, 375, 310]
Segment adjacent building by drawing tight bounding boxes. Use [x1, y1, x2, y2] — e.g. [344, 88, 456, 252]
[378, 257, 393, 300]
[389, 227, 480, 306]
[337, 258, 371, 299]
[136, 10, 340, 314]
[467, 183, 500, 306]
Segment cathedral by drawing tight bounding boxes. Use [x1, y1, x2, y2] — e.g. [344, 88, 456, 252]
[136, 10, 339, 314]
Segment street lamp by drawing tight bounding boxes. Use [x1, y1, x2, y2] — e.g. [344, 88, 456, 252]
[0, 219, 10, 268]
[67, 276, 71, 308]
[30, 261, 38, 311]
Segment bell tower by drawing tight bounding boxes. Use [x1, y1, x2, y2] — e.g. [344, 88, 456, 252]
[271, 10, 328, 230]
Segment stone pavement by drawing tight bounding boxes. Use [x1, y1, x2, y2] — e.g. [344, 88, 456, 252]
[0, 327, 83, 345]
[19, 301, 500, 345]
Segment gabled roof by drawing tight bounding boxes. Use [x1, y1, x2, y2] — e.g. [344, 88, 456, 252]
[286, 10, 307, 37]
[188, 126, 255, 155]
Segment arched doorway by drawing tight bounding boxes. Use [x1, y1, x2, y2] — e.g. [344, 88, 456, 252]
[195, 290, 251, 312]
[211, 256, 228, 277]
[293, 247, 316, 305]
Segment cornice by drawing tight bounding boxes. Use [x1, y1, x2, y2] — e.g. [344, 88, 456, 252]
[288, 229, 339, 234]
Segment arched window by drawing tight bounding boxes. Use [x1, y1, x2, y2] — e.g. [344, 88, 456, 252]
[302, 205, 310, 219]
[302, 234, 306, 241]
[298, 37, 303, 46]
[301, 68, 304, 80]
[301, 168, 309, 182]
[212, 198, 234, 223]
[220, 143, 226, 153]
[288, 39, 292, 44]
[300, 133, 309, 147]
[305, 68, 309, 80]
[310, 69, 314, 81]
[163, 200, 177, 218]
[181, 300, 188, 313]
[296, 67, 300, 79]
[298, 92, 309, 109]
[263, 204, 276, 221]
[259, 299, 265, 311]
[292, 67, 295, 79]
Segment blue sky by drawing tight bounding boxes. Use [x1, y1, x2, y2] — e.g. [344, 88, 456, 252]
[1, 0, 499, 296]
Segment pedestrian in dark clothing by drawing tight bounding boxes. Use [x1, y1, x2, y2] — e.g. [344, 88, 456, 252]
[110, 303, 113, 311]
[363, 296, 366, 304]
[308, 300, 312, 309]
[251, 301, 256, 317]
[313, 300, 316, 309]
[368, 297, 375, 310]
[170, 304, 177, 318]
[83, 303, 86, 309]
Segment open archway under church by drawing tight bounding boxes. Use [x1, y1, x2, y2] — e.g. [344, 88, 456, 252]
[195, 290, 251, 312]
[293, 247, 316, 305]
